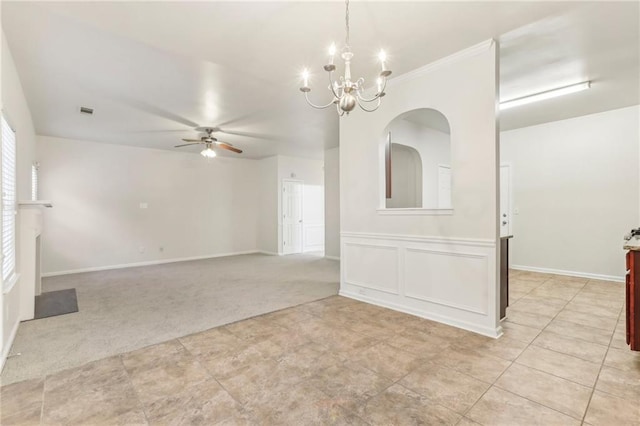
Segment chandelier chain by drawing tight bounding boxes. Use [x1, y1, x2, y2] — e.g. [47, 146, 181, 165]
[345, 0, 350, 48]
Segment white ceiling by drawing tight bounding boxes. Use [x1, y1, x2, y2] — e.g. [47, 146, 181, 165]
[2, 1, 638, 159]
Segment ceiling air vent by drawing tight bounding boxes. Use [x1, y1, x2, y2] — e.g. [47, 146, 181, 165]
[79, 106, 94, 115]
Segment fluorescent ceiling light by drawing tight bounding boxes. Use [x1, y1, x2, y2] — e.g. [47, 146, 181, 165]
[500, 81, 591, 110]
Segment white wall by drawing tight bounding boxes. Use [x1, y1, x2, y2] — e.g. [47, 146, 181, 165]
[1, 33, 38, 368]
[37, 136, 260, 275]
[256, 156, 278, 255]
[387, 143, 423, 208]
[339, 40, 500, 337]
[276, 155, 324, 254]
[501, 105, 640, 280]
[386, 119, 450, 208]
[324, 147, 340, 259]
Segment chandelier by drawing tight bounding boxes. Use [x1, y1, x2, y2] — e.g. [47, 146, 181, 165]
[299, 0, 392, 116]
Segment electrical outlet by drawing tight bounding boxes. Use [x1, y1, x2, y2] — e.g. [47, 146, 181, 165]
[139, 203, 148, 209]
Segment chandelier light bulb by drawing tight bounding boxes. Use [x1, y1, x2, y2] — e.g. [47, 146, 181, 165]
[302, 69, 309, 88]
[378, 50, 387, 62]
[329, 43, 337, 57]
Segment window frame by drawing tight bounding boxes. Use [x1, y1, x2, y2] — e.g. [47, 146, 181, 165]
[31, 162, 39, 201]
[2, 113, 18, 293]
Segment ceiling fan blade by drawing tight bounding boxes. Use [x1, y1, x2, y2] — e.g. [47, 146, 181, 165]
[181, 139, 203, 142]
[110, 95, 199, 128]
[214, 140, 234, 147]
[217, 129, 278, 140]
[216, 144, 243, 154]
[124, 129, 191, 134]
[174, 143, 202, 148]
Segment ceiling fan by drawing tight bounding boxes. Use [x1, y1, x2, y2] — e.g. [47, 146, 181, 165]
[174, 127, 243, 158]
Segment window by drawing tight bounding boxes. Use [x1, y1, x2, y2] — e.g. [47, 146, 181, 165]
[2, 115, 17, 287]
[31, 162, 39, 201]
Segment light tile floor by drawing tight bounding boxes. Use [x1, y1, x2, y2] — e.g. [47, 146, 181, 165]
[1, 270, 639, 425]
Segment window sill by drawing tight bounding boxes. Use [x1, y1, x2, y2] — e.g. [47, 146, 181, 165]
[377, 208, 454, 216]
[3, 273, 20, 294]
[19, 200, 53, 208]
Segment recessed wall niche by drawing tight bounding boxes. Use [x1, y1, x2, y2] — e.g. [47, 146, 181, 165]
[383, 108, 452, 210]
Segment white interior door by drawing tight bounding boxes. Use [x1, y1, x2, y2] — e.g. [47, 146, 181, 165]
[282, 180, 303, 254]
[438, 165, 452, 209]
[500, 164, 512, 237]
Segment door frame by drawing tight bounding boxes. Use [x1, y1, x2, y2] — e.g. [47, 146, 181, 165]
[280, 178, 304, 255]
[499, 163, 513, 237]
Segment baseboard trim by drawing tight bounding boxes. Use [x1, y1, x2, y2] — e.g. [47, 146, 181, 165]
[1, 318, 20, 373]
[325, 255, 340, 261]
[304, 246, 325, 253]
[42, 250, 262, 277]
[511, 264, 624, 283]
[257, 250, 279, 256]
[339, 289, 502, 339]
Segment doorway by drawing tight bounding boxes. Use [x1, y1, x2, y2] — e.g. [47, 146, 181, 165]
[282, 179, 303, 255]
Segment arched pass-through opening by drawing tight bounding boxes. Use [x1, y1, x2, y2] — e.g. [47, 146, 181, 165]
[382, 108, 451, 211]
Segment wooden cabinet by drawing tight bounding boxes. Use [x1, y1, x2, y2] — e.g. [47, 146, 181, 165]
[500, 237, 511, 320]
[626, 250, 640, 351]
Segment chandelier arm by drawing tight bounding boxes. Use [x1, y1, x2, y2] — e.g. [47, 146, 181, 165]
[356, 91, 381, 103]
[356, 77, 388, 102]
[357, 97, 381, 112]
[328, 71, 343, 100]
[304, 92, 336, 109]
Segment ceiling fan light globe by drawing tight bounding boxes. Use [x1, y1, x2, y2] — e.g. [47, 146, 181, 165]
[200, 147, 217, 158]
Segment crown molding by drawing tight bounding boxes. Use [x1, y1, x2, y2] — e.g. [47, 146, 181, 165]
[387, 39, 495, 88]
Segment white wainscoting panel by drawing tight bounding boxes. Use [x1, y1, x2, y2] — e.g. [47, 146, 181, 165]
[340, 232, 500, 337]
[404, 248, 488, 315]
[303, 223, 325, 252]
[343, 242, 399, 295]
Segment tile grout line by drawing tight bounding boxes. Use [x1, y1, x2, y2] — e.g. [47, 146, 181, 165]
[38, 375, 46, 425]
[579, 303, 625, 425]
[174, 338, 246, 424]
[117, 355, 150, 425]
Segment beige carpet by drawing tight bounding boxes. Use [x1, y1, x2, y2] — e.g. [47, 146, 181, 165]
[1, 253, 339, 385]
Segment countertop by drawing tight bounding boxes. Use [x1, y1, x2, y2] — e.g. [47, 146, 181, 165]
[624, 236, 640, 251]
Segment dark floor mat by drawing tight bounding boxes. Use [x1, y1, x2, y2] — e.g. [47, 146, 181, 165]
[34, 289, 79, 319]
